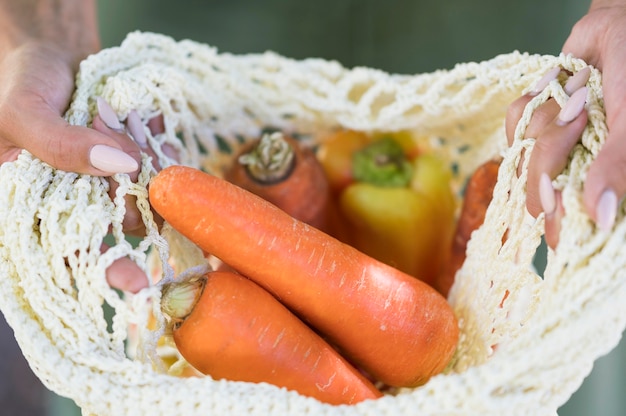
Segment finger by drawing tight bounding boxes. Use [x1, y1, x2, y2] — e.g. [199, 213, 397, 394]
[526, 88, 588, 217]
[505, 94, 532, 146]
[582, 125, 626, 231]
[102, 244, 149, 293]
[127, 111, 162, 172]
[126, 110, 149, 148]
[563, 66, 591, 96]
[506, 68, 564, 180]
[91, 115, 149, 235]
[581, 45, 626, 231]
[507, 98, 563, 179]
[523, 99, 562, 140]
[544, 189, 565, 250]
[128, 111, 179, 171]
[147, 114, 165, 136]
[505, 67, 562, 146]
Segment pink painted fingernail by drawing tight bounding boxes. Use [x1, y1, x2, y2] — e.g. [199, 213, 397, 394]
[126, 110, 147, 148]
[539, 173, 556, 215]
[557, 87, 587, 126]
[90, 144, 139, 173]
[596, 189, 618, 231]
[564, 66, 591, 95]
[96, 97, 123, 130]
[530, 67, 561, 96]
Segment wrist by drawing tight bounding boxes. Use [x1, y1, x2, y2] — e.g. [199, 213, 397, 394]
[588, 0, 626, 11]
[0, 0, 100, 70]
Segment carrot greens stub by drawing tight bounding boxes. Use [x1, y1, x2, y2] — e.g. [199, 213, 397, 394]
[224, 131, 332, 232]
[161, 275, 206, 322]
[238, 132, 295, 184]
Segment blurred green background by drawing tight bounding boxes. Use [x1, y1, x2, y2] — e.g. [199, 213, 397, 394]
[2, 0, 625, 415]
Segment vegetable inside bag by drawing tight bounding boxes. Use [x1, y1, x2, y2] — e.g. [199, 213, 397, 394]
[0, 31, 624, 416]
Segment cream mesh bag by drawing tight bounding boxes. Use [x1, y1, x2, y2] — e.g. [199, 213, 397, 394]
[0, 31, 623, 416]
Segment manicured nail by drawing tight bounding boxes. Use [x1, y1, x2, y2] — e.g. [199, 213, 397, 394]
[96, 97, 123, 131]
[529, 67, 561, 96]
[90, 144, 139, 173]
[539, 173, 556, 215]
[126, 110, 147, 147]
[596, 189, 618, 231]
[557, 87, 587, 126]
[564, 66, 591, 95]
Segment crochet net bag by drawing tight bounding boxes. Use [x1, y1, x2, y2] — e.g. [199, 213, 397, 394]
[0, 32, 623, 416]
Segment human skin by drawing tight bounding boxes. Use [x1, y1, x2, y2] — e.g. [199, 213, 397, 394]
[506, 0, 626, 248]
[0, 0, 149, 292]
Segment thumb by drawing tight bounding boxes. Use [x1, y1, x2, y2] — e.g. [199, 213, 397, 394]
[6, 101, 138, 175]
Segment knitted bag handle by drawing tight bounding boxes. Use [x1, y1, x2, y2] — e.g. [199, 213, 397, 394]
[0, 32, 622, 416]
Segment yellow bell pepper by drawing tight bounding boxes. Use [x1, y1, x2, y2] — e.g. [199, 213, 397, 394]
[338, 137, 455, 287]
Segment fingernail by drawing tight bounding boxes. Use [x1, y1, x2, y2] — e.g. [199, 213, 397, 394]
[596, 189, 618, 231]
[564, 66, 591, 95]
[96, 97, 123, 131]
[539, 173, 556, 215]
[90, 144, 139, 173]
[557, 87, 587, 126]
[530, 67, 561, 96]
[126, 110, 148, 148]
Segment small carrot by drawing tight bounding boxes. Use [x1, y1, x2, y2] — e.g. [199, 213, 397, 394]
[149, 165, 459, 388]
[223, 131, 331, 232]
[436, 158, 501, 297]
[161, 270, 382, 405]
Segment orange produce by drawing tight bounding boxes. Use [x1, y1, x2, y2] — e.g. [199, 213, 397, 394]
[224, 131, 332, 232]
[149, 165, 459, 388]
[161, 271, 382, 405]
[437, 159, 501, 297]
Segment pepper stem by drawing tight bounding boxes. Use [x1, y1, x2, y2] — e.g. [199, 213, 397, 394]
[161, 275, 206, 322]
[238, 132, 295, 184]
[352, 137, 413, 187]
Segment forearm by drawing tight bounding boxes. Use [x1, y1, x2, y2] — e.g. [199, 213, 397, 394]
[590, 0, 626, 5]
[588, 0, 626, 10]
[0, 0, 100, 69]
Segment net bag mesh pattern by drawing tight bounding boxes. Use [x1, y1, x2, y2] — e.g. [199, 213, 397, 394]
[0, 32, 624, 416]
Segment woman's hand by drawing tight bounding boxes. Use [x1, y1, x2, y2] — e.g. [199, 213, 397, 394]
[561, 1, 626, 234]
[506, 0, 626, 249]
[0, 1, 162, 293]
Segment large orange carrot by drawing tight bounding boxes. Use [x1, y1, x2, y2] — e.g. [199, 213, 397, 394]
[161, 271, 382, 405]
[224, 131, 332, 232]
[436, 158, 501, 297]
[149, 165, 459, 387]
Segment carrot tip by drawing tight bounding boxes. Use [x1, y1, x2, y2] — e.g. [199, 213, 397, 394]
[161, 275, 207, 321]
